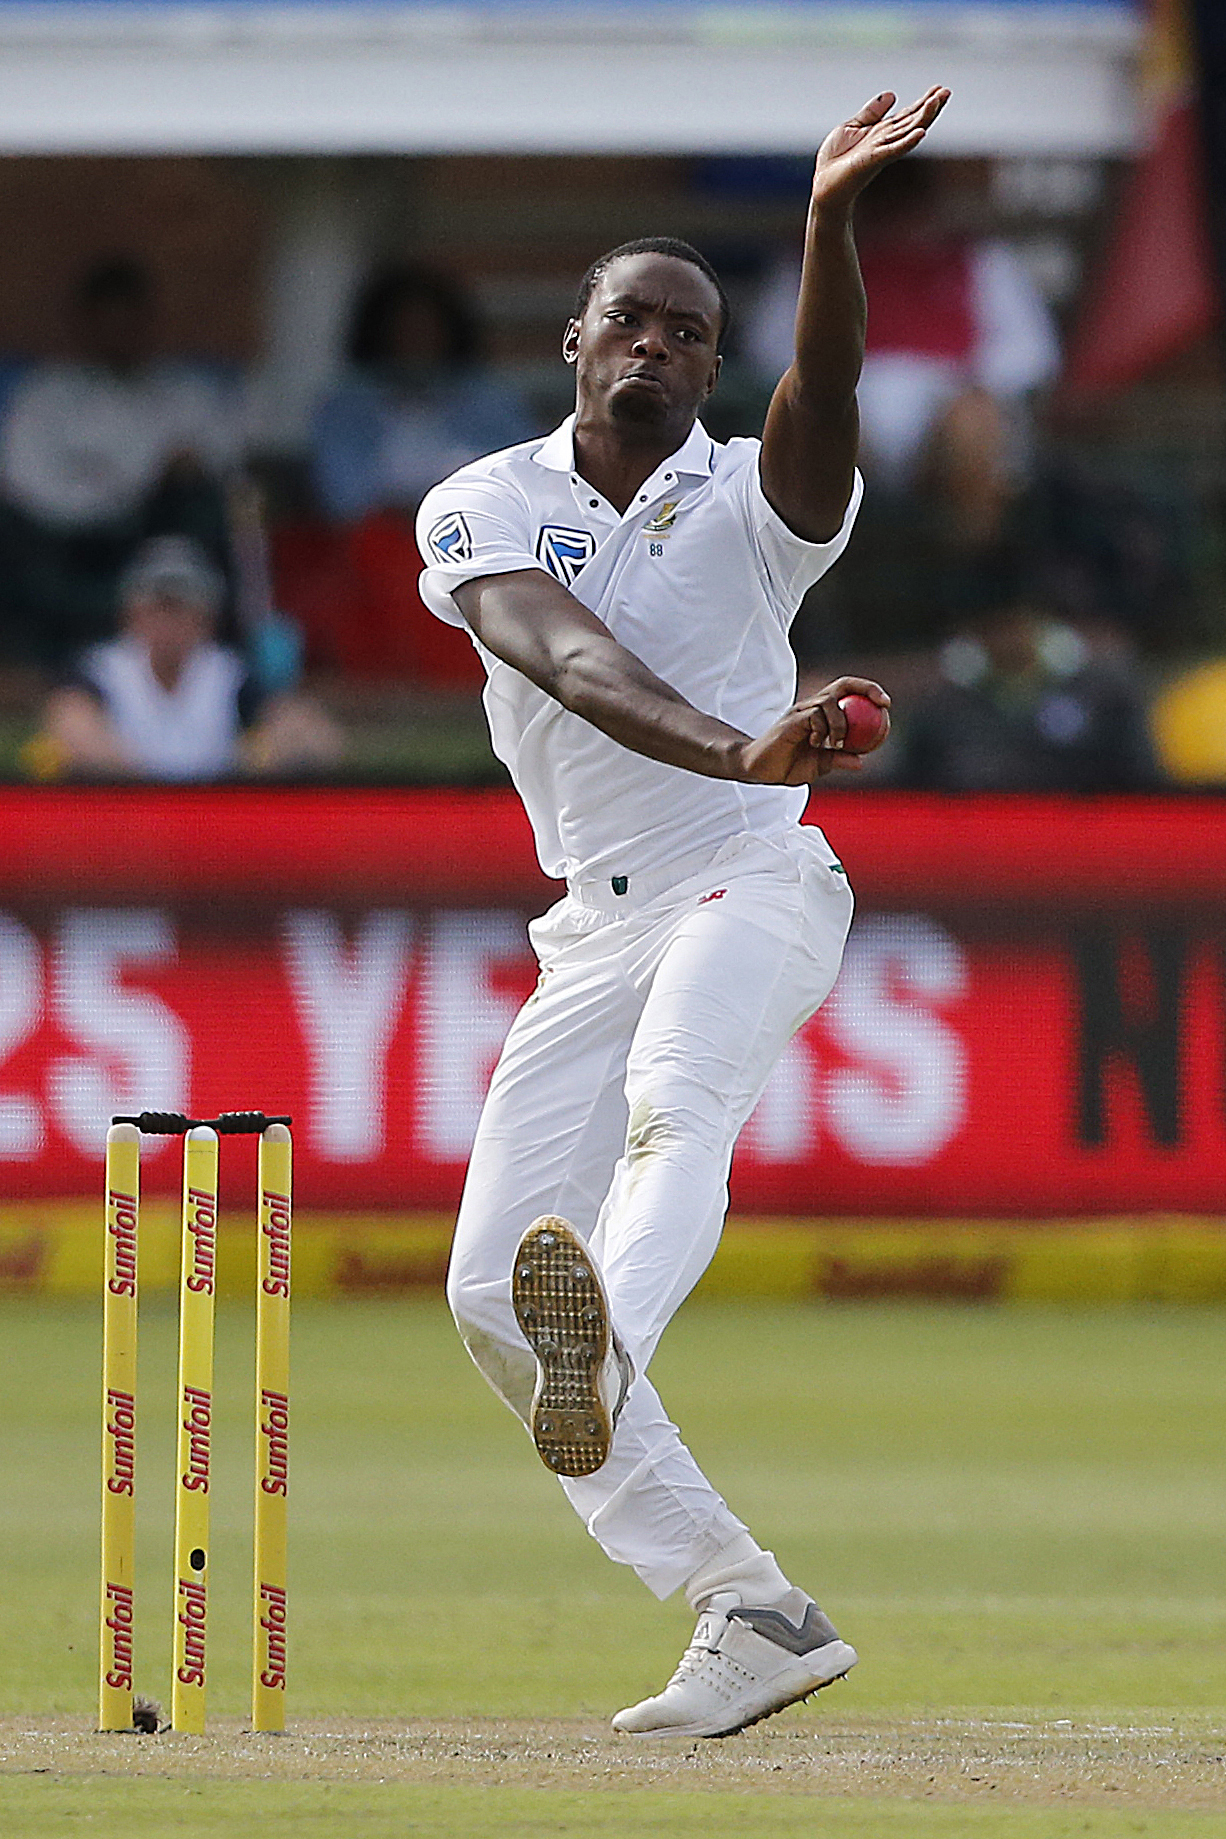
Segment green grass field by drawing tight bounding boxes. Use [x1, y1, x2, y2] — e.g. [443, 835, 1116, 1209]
[1, 1296, 1224, 1835]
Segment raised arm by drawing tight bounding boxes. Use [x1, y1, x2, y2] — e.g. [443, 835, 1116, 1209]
[454, 568, 888, 785]
[760, 85, 950, 542]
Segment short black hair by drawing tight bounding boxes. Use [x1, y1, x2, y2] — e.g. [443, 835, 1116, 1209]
[346, 264, 482, 368]
[573, 238, 730, 350]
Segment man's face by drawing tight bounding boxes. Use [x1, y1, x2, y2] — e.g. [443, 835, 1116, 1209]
[981, 607, 1043, 680]
[385, 297, 451, 368]
[125, 590, 213, 679]
[564, 253, 722, 434]
[76, 294, 154, 373]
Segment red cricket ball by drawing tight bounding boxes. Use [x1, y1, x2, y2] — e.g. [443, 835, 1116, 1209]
[837, 693, 890, 754]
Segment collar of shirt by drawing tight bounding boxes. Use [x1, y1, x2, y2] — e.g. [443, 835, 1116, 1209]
[532, 413, 715, 522]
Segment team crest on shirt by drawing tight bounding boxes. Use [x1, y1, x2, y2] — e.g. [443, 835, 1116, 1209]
[643, 501, 679, 536]
[427, 511, 474, 564]
[536, 524, 597, 587]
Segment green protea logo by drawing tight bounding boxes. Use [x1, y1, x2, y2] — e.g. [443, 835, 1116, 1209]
[643, 502, 679, 536]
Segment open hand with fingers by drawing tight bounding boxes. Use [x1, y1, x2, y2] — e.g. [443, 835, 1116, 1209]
[811, 87, 950, 213]
[736, 678, 891, 786]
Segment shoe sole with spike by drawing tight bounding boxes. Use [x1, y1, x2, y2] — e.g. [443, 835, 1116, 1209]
[512, 1215, 613, 1478]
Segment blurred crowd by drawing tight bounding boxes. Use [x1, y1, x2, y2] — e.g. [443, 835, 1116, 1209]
[0, 195, 1220, 790]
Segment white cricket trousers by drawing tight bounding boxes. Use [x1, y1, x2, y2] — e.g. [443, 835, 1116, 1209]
[446, 825, 854, 1600]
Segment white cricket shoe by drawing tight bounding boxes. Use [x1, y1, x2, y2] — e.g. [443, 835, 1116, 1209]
[612, 1592, 857, 1738]
[511, 1216, 633, 1478]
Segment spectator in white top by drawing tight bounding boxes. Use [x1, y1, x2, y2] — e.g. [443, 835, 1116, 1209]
[32, 537, 341, 781]
[0, 257, 238, 671]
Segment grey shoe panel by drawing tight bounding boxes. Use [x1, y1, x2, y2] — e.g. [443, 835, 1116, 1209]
[727, 1602, 840, 1655]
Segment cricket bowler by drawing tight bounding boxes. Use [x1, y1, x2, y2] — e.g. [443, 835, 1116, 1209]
[416, 85, 949, 1738]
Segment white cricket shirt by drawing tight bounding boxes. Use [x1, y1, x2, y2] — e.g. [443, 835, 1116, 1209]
[416, 415, 862, 889]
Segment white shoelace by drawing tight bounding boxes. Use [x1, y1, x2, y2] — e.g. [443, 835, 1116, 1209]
[666, 1613, 728, 1689]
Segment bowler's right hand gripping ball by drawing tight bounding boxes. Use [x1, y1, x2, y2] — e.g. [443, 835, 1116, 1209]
[837, 693, 890, 754]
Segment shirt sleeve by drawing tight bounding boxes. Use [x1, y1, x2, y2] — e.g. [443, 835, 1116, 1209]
[969, 241, 1061, 399]
[161, 368, 241, 474]
[415, 469, 540, 629]
[0, 371, 76, 522]
[739, 444, 864, 615]
[310, 382, 384, 522]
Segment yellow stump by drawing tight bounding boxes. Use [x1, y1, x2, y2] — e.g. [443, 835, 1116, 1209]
[171, 1127, 218, 1733]
[252, 1123, 292, 1731]
[100, 1123, 140, 1731]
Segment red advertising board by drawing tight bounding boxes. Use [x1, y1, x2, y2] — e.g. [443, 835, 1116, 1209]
[0, 787, 1223, 1215]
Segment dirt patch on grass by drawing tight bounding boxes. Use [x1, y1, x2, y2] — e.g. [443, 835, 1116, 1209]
[2, 1713, 1223, 1810]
